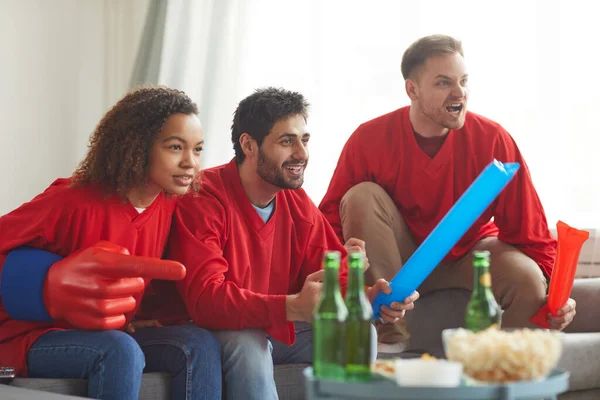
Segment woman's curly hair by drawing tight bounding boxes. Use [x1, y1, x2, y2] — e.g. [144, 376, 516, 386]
[72, 85, 199, 197]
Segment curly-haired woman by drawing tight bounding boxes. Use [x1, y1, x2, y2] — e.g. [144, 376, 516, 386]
[0, 86, 221, 400]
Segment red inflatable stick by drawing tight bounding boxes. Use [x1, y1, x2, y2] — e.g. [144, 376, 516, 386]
[547, 221, 590, 314]
[531, 221, 589, 328]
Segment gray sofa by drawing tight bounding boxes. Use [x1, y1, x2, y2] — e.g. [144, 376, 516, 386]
[7, 287, 600, 399]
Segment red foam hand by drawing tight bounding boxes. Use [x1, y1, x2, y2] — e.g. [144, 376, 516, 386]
[43, 241, 186, 330]
[531, 221, 589, 328]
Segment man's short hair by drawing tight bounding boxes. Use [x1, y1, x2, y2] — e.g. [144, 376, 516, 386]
[401, 34, 464, 80]
[231, 87, 309, 164]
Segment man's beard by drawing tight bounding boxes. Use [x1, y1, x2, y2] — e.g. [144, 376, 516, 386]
[256, 148, 305, 189]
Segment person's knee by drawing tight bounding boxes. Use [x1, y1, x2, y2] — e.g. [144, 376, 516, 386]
[182, 325, 221, 354]
[166, 325, 222, 364]
[507, 265, 546, 313]
[101, 331, 145, 373]
[505, 253, 545, 295]
[217, 331, 276, 398]
[515, 262, 547, 296]
[218, 330, 271, 366]
[340, 182, 388, 215]
[484, 238, 546, 305]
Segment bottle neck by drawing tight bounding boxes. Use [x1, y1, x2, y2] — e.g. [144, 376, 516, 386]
[346, 264, 364, 298]
[472, 264, 493, 298]
[324, 266, 340, 297]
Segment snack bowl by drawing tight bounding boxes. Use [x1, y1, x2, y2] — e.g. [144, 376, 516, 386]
[442, 326, 562, 383]
[394, 358, 463, 387]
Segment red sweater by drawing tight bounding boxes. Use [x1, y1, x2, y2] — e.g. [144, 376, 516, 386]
[167, 159, 348, 345]
[319, 107, 557, 277]
[0, 179, 175, 376]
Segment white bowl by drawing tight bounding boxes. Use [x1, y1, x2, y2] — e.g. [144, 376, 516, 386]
[394, 359, 463, 387]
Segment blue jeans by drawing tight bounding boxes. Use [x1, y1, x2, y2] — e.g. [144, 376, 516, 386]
[27, 325, 222, 400]
[214, 322, 313, 400]
[215, 322, 378, 400]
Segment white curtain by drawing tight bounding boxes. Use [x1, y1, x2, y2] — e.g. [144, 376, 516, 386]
[132, 0, 253, 168]
[138, 0, 599, 257]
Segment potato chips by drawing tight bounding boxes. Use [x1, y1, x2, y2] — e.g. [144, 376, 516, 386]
[445, 326, 562, 383]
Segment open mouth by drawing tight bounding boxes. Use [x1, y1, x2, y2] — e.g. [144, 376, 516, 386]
[284, 165, 304, 176]
[445, 103, 463, 116]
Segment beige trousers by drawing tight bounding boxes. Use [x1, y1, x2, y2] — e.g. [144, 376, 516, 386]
[340, 182, 598, 343]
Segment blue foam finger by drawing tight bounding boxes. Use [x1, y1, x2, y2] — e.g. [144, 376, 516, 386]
[371, 159, 520, 318]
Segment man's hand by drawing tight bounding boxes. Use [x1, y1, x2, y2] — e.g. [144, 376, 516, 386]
[366, 278, 419, 323]
[286, 270, 323, 322]
[44, 241, 186, 331]
[344, 237, 369, 271]
[548, 298, 576, 331]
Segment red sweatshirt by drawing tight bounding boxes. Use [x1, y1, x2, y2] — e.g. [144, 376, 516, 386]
[319, 106, 557, 277]
[167, 159, 348, 345]
[0, 178, 175, 376]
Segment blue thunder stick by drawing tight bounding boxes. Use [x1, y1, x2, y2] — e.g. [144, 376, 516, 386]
[371, 159, 520, 318]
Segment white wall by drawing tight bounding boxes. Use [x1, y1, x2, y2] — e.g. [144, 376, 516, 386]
[0, 0, 148, 215]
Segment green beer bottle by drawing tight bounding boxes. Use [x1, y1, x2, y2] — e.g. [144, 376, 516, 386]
[344, 251, 372, 381]
[313, 251, 348, 380]
[465, 250, 502, 332]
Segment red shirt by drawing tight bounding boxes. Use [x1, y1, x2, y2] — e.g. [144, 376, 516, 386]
[167, 159, 348, 345]
[413, 131, 448, 158]
[0, 179, 175, 376]
[319, 106, 557, 276]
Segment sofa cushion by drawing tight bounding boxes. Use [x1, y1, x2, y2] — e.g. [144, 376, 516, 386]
[12, 373, 171, 400]
[11, 366, 306, 400]
[558, 333, 600, 391]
